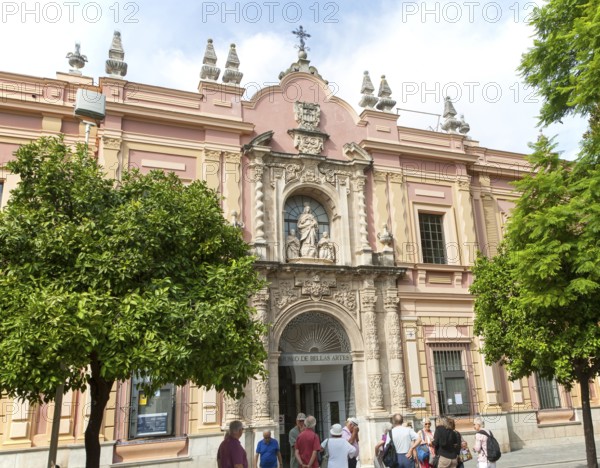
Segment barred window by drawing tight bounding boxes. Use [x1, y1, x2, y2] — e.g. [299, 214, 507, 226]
[419, 213, 446, 264]
[536, 374, 561, 410]
[433, 348, 471, 416]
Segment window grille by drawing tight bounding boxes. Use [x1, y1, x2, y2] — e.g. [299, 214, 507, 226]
[536, 374, 561, 410]
[419, 213, 446, 264]
[432, 348, 471, 416]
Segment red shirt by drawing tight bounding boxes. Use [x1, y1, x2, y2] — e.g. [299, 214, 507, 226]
[295, 429, 321, 468]
[217, 435, 248, 468]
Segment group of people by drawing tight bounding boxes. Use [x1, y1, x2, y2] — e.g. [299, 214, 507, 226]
[290, 412, 360, 468]
[375, 414, 497, 468]
[217, 413, 497, 468]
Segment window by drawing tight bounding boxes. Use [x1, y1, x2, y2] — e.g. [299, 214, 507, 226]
[433, 349, 470, 416]
[129, 375, 176, 439]
[536, 374, 561, 410]
[419, 213, 446, 264]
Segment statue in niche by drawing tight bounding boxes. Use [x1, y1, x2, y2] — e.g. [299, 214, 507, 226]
[286, 229, 300, 261]
[297, 203, 318, 258]
[318, 231, 336, 262]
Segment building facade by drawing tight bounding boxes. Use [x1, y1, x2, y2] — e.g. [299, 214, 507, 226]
[0, 33, 599, 468]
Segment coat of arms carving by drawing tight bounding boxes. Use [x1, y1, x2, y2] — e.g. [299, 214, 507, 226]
[294, 102, 320, 131]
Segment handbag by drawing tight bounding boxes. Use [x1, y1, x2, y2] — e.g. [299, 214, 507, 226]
[417, 431, 430, 462]
[430, 454, 440, 468]
[459, 447, 473, 462]
[320, 438, 329, 468]
[417, 444, 430, 462]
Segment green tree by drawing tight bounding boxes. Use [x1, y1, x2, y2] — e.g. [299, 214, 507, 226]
[0, 137, 267, 468]
[472, 135, 600, 467]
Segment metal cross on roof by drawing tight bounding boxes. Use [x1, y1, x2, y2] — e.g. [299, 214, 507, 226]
[292, 25, 311, 51]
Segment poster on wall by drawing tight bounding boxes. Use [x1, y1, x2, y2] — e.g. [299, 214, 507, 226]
[279, 415, 285, 434]
[411, 397, 426, 409]
[136, 412, 168, 436]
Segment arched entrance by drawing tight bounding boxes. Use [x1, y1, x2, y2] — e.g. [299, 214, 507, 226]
[277, 312, 354, 467]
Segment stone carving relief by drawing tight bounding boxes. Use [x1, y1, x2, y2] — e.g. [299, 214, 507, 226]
[102, 137, 122, 150]
[385, 311, 403, 361]
[223, 394, 242, 421]
[275, 281, 299, 309]
[294, 102, 321, 131]
[296, 274, 336, 301]
[254, 378, 269, 419]
[293, 134, 325, 155]
[391, 373, 407, 408]
[362, 311, 380, 360]
[333, 283, 356, 311]
[369, 374, 384, 409]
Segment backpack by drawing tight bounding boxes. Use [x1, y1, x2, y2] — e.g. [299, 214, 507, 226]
[382, 436, 398, 468]
[478, 430, 501, 462]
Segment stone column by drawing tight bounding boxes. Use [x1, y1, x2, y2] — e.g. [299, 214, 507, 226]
[354, 176, 373, 265]
[383, 290, 407, 412]
[455, 174, 477, 265]
[360, 285, 383, 410]
[252, 289, 270, 422]
[223, 394, 242, 425]
[249, 156, 267, 259]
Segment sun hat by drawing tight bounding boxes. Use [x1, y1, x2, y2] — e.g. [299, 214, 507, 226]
[348, 417, 359, 426]
[330, 424, 343, 436]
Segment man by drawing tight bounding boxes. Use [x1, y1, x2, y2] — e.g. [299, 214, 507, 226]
[289, 412, 306, 468]
[342, 417, 360, 468]
[254, 430, 283, 468]
[295, 415, 321, 468]
[217, 420, 248, 468]
[385, 414, 421, 468]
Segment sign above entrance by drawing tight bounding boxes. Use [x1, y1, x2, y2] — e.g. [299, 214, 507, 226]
[279, 353, 352, 366]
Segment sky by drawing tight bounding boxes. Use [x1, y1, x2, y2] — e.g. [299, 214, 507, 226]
[0, 0, 588, 159]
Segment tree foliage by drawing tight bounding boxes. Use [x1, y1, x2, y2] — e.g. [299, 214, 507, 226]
[472, 135, 600, 386]
[0, 136, 267, 465]
[519, 0, 600, 125]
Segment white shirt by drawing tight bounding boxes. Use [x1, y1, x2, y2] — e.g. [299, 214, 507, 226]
[385, 426, 419, 454]
[322, 437, 358, 468]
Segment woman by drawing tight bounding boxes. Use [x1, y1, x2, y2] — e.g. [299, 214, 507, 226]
[417, 419, 435, 468]
[432, 417, 461, 468]
[322, 423, 357, 468]
[473, 417, 496, 468]
[374, 422, 393, 468]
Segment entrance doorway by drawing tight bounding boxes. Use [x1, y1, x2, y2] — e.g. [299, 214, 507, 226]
[277, 312, 354, 468]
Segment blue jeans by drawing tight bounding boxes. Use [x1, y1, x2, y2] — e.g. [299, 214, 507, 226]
[397, 453, 414, 468]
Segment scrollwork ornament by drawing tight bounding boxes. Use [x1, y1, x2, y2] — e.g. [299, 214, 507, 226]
[369, 374, 384, 408]
[391, 373, 407, 408]
[275, 281, 299, 309]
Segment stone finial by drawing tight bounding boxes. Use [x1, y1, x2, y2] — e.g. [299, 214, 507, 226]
[222, 43, 243, 85]
[377, 224, 393, 249]
[105, 31, 128, 78]
[66, 42, 87, 75]
[441, 96, 462, 133]
[358, 71, 378, 109]
[459, 114, 470, 135]
[376, 75, 396, 112]
[200, 38, 221, 81]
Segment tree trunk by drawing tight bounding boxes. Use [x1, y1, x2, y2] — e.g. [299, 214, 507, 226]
[85, 353, 114, 468]
[579, 376, 598, 468]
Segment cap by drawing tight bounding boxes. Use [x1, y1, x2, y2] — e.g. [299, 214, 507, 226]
[330, 424, 343, 436]
[296, 413, 306, 421]
[348, 417, 359, 426]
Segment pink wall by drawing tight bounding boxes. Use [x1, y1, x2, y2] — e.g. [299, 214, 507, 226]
[129, 150, 197, 181]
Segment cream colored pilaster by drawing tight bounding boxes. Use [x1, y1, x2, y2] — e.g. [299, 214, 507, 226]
[360, 285, 383, 411]
[402, 317, 422, 396]
[478, 339, 501, 410]
[389, 172, 411, 263]
[512, 379, 524, 405]
[249, 155, 267, 258]
[100, 136, 122, 180]
[1, 173, 20, 209]
[479, 175, 500, 257]
[41, 114, 62, 135]
[383, 290, 407, 412]
[372, 170, 389, 251]
[455, 175, 477, 265]
[252, 289, 271, 422]
[337, 175, 352, 266]
[222, 151, 242, 220]
[202, 149, 222, 192]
